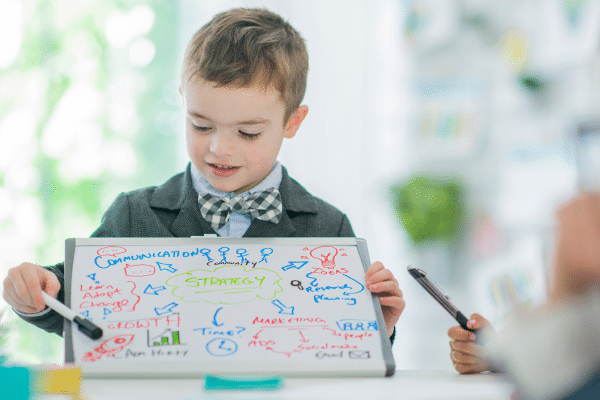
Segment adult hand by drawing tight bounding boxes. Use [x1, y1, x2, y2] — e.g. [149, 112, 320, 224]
[447, 313, 496, 374]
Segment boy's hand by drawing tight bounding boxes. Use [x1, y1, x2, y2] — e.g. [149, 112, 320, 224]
[447, 313, 496, 374]
[365, 261, 405, 337]
[3, 262, 61, 314]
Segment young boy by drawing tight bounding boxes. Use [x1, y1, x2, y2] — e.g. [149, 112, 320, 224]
[3, 8, 404, 342]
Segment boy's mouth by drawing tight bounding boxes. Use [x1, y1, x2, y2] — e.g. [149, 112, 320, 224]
[208, 163, 241, 177]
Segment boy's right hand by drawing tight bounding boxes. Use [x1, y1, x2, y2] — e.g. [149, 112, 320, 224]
[3, 262, 61, 314]
[447, 313, 496, 374]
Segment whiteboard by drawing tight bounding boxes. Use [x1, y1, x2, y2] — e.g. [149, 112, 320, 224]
[63, 237, 395, 378]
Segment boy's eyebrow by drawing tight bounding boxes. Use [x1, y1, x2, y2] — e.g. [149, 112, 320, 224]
[188, 111, 270, 125]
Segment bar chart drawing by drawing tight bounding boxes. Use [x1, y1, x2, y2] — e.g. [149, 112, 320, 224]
[146, 329, 185, 347]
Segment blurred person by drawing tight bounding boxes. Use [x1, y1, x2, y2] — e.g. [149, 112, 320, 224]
[448, 192, 600, 398]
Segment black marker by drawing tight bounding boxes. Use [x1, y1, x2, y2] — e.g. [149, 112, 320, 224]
[42, 292, 103, 340]
[407, 265, 480, 338]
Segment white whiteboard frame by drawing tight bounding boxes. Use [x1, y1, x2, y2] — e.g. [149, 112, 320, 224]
[63, 237, 395, 378]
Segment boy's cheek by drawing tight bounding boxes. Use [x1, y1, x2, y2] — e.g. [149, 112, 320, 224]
[186, 135, 208, 157]
[249, 147, 276, 165]
[248, 147, 264, 158]
[185, 131, 197, 152]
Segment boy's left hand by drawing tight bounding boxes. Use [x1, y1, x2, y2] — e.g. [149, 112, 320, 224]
[365, 261, 405, 337]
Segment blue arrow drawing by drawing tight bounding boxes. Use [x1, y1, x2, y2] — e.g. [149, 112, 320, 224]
[282, 261, 309, 271]
[272, 299, 294, 315]
[342, 274, 365, 295]
[157, 262, 177, 273]
[144, 284, 166, 295]
[155, 302, 178, 316]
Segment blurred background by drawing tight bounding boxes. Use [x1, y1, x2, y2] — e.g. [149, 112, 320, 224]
[1, 0, 599, 370]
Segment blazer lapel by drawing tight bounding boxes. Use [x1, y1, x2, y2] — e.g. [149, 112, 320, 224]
[170, 190, 215, 237]
[151, 163, 215, 237]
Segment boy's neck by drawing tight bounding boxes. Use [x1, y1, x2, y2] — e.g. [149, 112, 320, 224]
[190, 161, 283, 198]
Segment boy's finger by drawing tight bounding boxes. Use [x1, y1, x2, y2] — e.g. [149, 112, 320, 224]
[24, 266, 47, 311]
[2, 286, 23, 310]
[378, 295, 406, 313]
[364, 261, 385, 280]
[7, 266, 41, 310]
[375, 286, 404, 301]
[3, 280, 39, 313]
[368, 280, 402, 297]
[41, 269, 61, 298]
[366, 268, 398, 285]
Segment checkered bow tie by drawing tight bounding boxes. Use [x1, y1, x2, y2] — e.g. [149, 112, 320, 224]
[198, 188, 283, 232]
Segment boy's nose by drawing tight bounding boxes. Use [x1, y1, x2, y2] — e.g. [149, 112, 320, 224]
[209, 131, 235, 156]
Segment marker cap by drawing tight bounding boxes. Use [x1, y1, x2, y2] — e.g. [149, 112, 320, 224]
[73, 316, 103, 340]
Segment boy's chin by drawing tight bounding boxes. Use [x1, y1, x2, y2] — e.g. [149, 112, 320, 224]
[206, 173, 264, 194]
[209, 180, 248, 195]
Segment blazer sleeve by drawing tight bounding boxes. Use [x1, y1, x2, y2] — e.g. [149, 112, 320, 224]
[15, 193, 133, 336]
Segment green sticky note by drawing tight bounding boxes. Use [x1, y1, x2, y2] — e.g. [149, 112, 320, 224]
[0, 366, 30, 400]
[205, 375, 284, 390]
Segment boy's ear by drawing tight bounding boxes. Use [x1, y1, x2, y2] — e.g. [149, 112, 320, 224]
[284, 105, 309, 139]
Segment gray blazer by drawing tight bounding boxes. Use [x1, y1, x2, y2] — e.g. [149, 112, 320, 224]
[21, 163, 355, 335]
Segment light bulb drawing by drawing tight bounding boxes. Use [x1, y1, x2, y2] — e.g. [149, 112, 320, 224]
[309, 246, 339, 269]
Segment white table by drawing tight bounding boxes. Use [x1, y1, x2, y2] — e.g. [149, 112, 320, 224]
[38, 370, 514, 400]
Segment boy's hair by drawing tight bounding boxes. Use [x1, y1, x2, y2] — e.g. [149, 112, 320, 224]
[182, 8, 309, 123]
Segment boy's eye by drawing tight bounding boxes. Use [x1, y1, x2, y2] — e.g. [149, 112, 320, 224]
[192, 123, 212, 132]
[239, 130, 260, 140]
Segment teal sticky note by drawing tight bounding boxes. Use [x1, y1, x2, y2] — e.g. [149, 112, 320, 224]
[205, 375, 284, 390]
[0, 366, 30, 400]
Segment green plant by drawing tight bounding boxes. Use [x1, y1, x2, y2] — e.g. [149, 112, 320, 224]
[391, 175, 464, 245]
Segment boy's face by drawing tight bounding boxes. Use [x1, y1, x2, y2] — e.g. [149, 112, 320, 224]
[182, 77, 307, 194]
